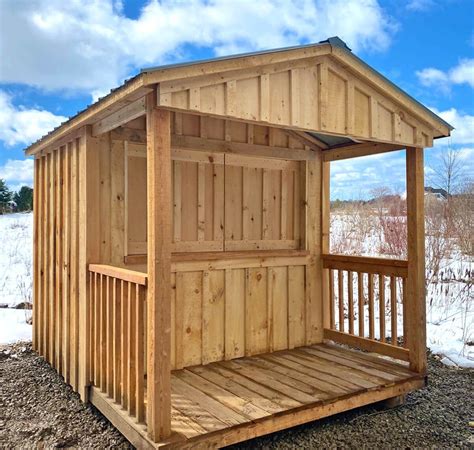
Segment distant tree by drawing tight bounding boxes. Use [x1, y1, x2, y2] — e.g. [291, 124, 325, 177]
[429, 147, 464, 197]
[0, 179, 12, 214]
[14, 186, 33, 211]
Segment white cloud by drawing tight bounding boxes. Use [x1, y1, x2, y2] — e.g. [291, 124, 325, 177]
[0, 91, 67, 147]
[417, 59, 474, 93]
[406, 0, 435, 11]
[430, 107, 474, 146]
[0, 0, 397, 98]
[0, 159, 34, 191]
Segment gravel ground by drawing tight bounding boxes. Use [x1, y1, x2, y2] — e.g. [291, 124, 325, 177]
[0, 342, 472, 449]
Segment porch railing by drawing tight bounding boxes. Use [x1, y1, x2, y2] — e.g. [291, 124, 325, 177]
[322, 254, 409, 362]
[88, 264, 147, 424]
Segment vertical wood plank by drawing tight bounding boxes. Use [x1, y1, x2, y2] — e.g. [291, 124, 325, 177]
[202, 270, 225, 364]
[32, 157, 39, 351]
[358, 272, 364, 337]
[390, 276, 398, 345]
[368, 273, 374, 339]
[379, 274, 386, 343]
[224, 268, 245, 360]
[128, 282, 136, 417]
[49, 150, 56, 366]
[348, 271, 354, 335]
[406, 147, 426, 373]
[321, 160, 331, 329]
[136, 284, 145, 423]
[55, 149, 63, 372]
[245, 268, 268, 356]
[113, 277, 122, 402]
[146, 96, 172, 440]
[288, 266, 305, 349]
[197, 162, 205, 241]
[260, 74, 270, 122]
[329, 269, 335, 330]
[121, 280, 129, 410]
[338, 270, 344, 332]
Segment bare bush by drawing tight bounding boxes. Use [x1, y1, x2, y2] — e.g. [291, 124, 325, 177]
[451, 181, 474, 256]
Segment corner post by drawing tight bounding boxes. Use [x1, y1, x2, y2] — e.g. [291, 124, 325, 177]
[321, 160, 331, 330]
[406, 147, 427, 374]
[146, 91, 172, 441]
[78, 126, 102, 401]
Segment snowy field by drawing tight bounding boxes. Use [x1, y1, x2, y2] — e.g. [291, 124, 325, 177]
[0, 212, 472, 367]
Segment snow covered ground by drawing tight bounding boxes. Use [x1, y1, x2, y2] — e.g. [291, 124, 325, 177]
[0, 212, 472, 367]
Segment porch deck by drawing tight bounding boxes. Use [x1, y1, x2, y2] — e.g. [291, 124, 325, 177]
[89, 343, 424, 449]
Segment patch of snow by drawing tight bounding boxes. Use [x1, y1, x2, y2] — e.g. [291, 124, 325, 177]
[0, 308, 31, 344]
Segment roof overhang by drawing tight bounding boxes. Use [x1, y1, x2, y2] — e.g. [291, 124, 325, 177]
[25, 37, 452, 157]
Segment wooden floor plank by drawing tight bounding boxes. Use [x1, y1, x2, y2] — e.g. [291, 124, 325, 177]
[188, 365, 285, 415]
[262, 353, 355, 395]
[177, 369, 269, 420]
[171, 389, 229, 433]
[290, 350, 383, 389]
[300, 347, 401, 382]
[251, 356, 337, 398]
[220, 360, 318, 404]
[171, 407, 208, 439]
[209, 364, 301, 410]
[319, 344, 414, 377]
[172, 377, 249, 427]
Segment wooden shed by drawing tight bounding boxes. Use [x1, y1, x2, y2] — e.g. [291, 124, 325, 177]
[26, 37, 452, 448]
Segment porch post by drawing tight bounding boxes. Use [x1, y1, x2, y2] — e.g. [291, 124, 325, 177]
[406, 147, 427, 374]
[146, 91, 172, 441]
[321, 160, 331, 330]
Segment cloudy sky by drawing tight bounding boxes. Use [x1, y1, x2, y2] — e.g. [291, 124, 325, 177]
[0, 0, 473, 198]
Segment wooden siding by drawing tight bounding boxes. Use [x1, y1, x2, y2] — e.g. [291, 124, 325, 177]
[169, 256, 310, 369]
[158, 57, 434, 148]
[33, 137, 82, 391]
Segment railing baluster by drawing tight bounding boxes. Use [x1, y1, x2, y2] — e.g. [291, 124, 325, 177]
[348, 271, 354, 335]
[329, 269, 335, 329]
[94, 272, 99, 386]
[136, 284, 145, 423]
[368, 273, 374, 339]
[107, 276, 113, 397]
[390, 276, 397, 346]
[89, 272, 94, 383]
[338, 270, 344, 332]
[121, 280, 129, 410]
[100, 274, 107, 391]
[358, 272, 364, 337]
[128, 282, 137, 417]
[379, 274, 385, 342]
[402, 278, 408, 348]
[113, 278, 121, 402]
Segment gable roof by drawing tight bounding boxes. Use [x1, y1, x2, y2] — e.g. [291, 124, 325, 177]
[25, 37, 452, 156]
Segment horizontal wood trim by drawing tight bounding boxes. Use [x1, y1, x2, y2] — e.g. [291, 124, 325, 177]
[322, 254, 408, 277]
[323, 328, 410, 362]
[88, 264, 147, 286]
[124, 249, 309, 265]
[322, 142, 404, 162]
[173, 135, 316, 161]
[172, 255, 310, 273]
[225, 240, 300, 251]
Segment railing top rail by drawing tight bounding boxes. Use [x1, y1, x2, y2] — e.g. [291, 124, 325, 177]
[89, 264, 148, 286]
[322, 254, 408, 277]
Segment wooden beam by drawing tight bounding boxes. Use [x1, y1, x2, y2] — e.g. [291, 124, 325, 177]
[405, 147, 427, 374]
[322, 142, 404, 162]
[323, 329, 410, 362]
[92, 97, 146, 136]
[146, 94, 172, 441]
[78, 126, 103, 401]
[321, 160, 331, 330]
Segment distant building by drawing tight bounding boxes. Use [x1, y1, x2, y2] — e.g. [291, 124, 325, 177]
[424, 186, 449, 200]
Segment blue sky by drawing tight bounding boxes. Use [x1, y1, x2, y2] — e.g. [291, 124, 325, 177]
[0, 0, 473, 199]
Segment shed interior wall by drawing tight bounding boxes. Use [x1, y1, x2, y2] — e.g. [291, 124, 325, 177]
[88, 112, 323, 370]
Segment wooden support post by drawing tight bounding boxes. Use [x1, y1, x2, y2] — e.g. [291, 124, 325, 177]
[321, 160, 331, 329]
[406, 147, 426, 374]
[78, 126, 103, 401]
[146, 92, 172, 441]
[306, 149, 323, 344]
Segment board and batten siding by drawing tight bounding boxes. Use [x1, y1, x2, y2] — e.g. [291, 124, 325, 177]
[158, 57, 434, 148]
